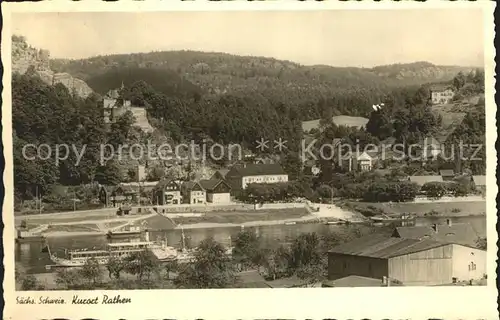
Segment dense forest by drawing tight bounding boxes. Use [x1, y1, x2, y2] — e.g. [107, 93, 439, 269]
[12, 73, 139, 202]
[50, 51, 475, 119]
[12, 35, 486, 208]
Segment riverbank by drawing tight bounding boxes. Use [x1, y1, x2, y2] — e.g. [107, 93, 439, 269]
[341, 200, 486, 218]
[22, 202, 364, 237]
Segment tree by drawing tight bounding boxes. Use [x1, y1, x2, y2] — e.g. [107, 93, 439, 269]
[366, 109, 393, 140]
[296, 261, 326, 287]
[123, 250, 158, 281]
[262, 245, 290, 281]
[55, 268, 84, 289]
[106, 255, 125, 279]
[453, 72, 467, 90]
[288, 233, 323, 271]
[95, 161, 123, 185]
[146, 165, 165, 181]
[21, 275, 39, 290]
[175, 238, 237, 288]
[280, 152, 303, 181]
[79, 257, 101, 286]
[232, 230, 266, 270]
[421, 181, 448, 199]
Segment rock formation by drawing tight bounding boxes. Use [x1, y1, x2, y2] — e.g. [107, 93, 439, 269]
[11, 35, 93, 98]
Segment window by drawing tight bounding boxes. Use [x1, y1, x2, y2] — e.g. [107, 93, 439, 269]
[468, 262, 476, 271]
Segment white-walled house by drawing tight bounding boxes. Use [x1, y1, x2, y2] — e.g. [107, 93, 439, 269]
[225, 163, 288, 190]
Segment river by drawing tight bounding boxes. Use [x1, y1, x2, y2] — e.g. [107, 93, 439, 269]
[16, 215, 486, 274]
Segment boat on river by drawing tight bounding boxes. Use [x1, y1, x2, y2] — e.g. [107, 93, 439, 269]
[48, 241, 175, 267]
[106, 226, 142, 239]
[370, 213, 415, 223]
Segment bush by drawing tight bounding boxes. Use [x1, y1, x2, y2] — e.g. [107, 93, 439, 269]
[363, 181, 419, 202]
[425, 209, 439, 216]
[421, 181, 448, 199]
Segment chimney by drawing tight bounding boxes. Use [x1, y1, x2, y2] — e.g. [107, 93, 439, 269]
[446, 219, 452, 227]
[432, 224, 438, 233]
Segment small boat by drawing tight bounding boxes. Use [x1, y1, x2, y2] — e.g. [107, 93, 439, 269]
[284, 221, 297, 225]
[16, 229, 46, 243]
[107, 226, 142, 238]
[16, 234, 46, 243]
[370, 213, 415, 223]
[324, 221, 343, 225]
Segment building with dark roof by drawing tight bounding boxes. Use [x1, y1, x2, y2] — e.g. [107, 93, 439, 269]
[408, 175, 443, 186]
[199, 179, 232, 204]
[392, 220, 479, 247]
[328, 234, 486, 286]
[440, 169, 455, 181]
[322, 275, 402, 287]
[225, 163, 288, 190]
[181, 181, 206, 204]
[153, 179, 181, 205]
[211, 169, 230, 180]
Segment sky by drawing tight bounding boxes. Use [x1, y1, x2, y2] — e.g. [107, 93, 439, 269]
[11, 10, 484, 67]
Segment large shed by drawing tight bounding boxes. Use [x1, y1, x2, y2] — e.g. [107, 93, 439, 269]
[328, 234, 486, 286]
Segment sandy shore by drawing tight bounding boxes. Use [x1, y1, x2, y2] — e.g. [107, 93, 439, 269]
[44, 231, 106, 238]
[176, 215, 331, 230]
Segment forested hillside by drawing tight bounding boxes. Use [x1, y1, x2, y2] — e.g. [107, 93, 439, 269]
[51, 51, 475, 118]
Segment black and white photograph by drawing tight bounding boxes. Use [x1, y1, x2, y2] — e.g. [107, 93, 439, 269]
[4, 3, 495, 300]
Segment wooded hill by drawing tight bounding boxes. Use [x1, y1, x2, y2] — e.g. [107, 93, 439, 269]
[51, 52, 476, 119]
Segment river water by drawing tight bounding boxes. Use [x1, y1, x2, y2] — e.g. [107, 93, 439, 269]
[16, 215, 486, 274]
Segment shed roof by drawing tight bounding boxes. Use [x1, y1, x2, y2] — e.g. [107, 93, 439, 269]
[394, 223, 480, 247]
[227, 163, 286, 177]
[472, 175, 486, 186]
[430, 84, 454, 92]
[182, 181, 204, 191]
[155, 179, 180, 190]
[439, 169, 455, 177]
[328, 234, 445, 259]
[199, 179, 231, 192]
[322, 275, 403, 287]
[408, 175, 443, 186]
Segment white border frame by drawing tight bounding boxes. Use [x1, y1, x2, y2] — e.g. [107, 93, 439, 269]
[2, 1, 497, 319]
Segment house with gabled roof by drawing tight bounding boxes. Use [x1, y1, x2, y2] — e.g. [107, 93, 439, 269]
[199, 179, 232, 204]
[153, 179, 181, 205]
[430, 84, 455, 105]
[182, 181, 206, 204]
[328, 233, 486, 286]
[339, 151, 376, 172]
[211, 169, 230, 180]
[99, 183, 141, 207]
[225, 163, 288, 190]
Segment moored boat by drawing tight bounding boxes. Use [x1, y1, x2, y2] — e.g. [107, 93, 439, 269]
[370, 213, 415, 223]
[49, 241, 161, 267]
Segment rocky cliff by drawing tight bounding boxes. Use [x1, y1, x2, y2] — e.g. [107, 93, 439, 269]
[11, 35, 93, 98]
